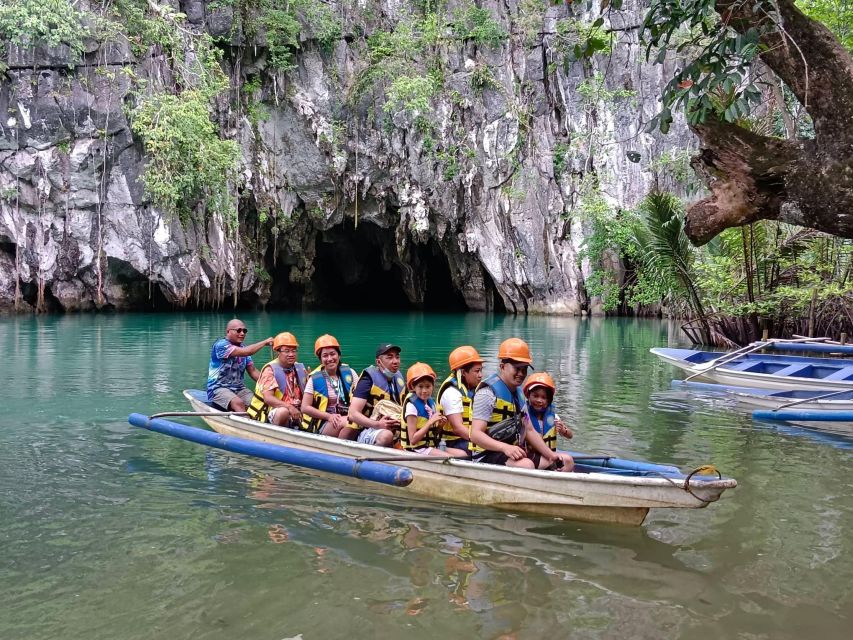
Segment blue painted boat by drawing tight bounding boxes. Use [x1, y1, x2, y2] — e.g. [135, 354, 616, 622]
[652, 347, 853, 391]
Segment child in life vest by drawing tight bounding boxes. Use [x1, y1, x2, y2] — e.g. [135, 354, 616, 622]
[522, 373, 574, 471]
[401, 363, 467, 457]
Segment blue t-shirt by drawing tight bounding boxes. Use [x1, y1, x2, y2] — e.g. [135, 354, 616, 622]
[207, 338, 253, 400]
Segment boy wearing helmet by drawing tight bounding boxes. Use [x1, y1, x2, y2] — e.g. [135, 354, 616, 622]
[246, 332, 308, 427]
[436, 346, 485, 457]
[522, 373, 574, 470]
[469, 338, 573, 471]
[207, 318, 273, 411]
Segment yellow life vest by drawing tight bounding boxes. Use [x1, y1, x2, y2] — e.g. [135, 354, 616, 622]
[469, 373, 525, 453]
[437, 371, 473, 442]
[300, 365, 356, 433]
[354, 366, 405, 430]
[247, 360, 307, 423]
[400, 392, 440, 450]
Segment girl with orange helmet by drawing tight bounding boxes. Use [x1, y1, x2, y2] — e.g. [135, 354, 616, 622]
[400, 363, 466, 457]
[299, 335, 358, 438]
[522, 373, 574, 471]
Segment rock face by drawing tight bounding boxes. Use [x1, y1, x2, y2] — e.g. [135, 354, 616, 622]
[0, 0, 692, 313]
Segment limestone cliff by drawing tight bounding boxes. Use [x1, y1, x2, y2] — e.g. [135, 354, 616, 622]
[0, 0, 693, 313]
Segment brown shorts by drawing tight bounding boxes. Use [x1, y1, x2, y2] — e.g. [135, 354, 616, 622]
[211, 386, 253, 410]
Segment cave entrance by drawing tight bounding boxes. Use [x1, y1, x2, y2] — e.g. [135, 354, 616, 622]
[310, 222, 469, 312]
[311, 221, 411, 311]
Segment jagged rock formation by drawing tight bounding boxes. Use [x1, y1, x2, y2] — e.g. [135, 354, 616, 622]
[0, 0, 692, 314]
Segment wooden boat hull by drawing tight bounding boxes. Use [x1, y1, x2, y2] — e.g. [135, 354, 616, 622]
[653, 348, 853, 392]
[184, 391, 736, 526]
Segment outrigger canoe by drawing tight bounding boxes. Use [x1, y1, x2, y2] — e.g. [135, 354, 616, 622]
[182, 390, 736, 526]
[652, 347, 853, 391]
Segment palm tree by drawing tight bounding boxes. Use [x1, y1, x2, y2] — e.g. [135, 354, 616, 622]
[633, 190, 712, 344]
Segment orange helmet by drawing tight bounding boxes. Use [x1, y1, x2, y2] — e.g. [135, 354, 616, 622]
[523, 372, 556, 397]
[448, 345, 483, 371]
[498, 337, 533, 364]
[273, 332, 299, 350]
[314, 334, 341, 357]
[406, 362, 437, 390]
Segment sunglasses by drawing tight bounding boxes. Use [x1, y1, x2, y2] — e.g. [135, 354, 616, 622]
[231, 328, 248, 334]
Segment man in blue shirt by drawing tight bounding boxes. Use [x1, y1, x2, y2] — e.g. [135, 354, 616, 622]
[207, 319, 273, 411]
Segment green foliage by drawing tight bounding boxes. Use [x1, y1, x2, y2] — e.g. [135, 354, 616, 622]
[798, 0, 853, 53]
[258, 0, 301, 71]
[451, 5, 508, 47]
[553, 16, 613, 63]
[577, 73, 636, 106]
[470, 64, 499, 94]
[0, 0, 87, 56]
[642, 0, 767, 132]
[131, 89, 241, 225]
[384, 73, 440, 114]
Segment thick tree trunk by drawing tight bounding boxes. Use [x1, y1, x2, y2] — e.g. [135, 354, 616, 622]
[685, 0, 853, 244]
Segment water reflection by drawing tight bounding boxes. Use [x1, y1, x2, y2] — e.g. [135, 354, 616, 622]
[1, 313, 852, 639]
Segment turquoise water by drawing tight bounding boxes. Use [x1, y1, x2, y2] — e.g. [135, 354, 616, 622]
[1, 313, 851, 639]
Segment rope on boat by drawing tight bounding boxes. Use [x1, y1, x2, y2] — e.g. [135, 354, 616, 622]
[645, 464, 722, 504]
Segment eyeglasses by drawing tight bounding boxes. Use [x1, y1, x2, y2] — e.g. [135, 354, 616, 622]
[231, 328, 248, 334]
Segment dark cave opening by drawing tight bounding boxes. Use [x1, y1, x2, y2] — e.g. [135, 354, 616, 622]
[311, 221, 412, 310]
[418, 240, 468, 311]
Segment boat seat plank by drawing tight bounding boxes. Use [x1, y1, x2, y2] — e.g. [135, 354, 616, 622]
[822, 367, 853, 381]
[768, 364, 815, 377]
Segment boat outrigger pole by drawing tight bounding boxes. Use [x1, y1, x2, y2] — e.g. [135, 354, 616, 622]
[127, 413, 413, 487]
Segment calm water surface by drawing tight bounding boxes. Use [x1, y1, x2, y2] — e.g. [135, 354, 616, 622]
[1, 313, 851, 639]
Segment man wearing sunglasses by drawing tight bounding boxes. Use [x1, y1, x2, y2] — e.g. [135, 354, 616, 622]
[207, 319, 273, 412]
[469, 338, 571, 470]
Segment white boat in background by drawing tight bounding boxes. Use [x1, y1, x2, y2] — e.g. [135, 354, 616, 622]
[652, 347, 853, 391]
[671, 380, 853, 411]
[182, 390, 737, 527]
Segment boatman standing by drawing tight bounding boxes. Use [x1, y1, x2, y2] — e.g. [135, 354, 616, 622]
[469, 338, 573, 471]
[207, 319, 273, 411]
[347, 343, 406, 447]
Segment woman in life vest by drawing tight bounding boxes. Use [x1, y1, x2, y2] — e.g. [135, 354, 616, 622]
[437, 346, 484, 458]
[299, 334, 358, 438]
[521, 373, 574, 469]
[401, 363, 468, 457]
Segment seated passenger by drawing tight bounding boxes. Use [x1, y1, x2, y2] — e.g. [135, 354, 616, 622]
[437, 346, 484, 458]
[246, 332, 307, 427]
[469, 338, 573, 471]
[347, 343, 406, 448]
[401, 363, 467, 458]
[521, 373, 574, 470]
[300, 334, 358, 438]
[207, 318, 273, 411]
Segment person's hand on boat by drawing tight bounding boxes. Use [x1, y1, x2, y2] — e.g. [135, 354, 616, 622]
[376, 415, 399, 430]
[548, 452, 574, 472]
[502, 444, 528, 460]
[555, 418, 573, 439]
